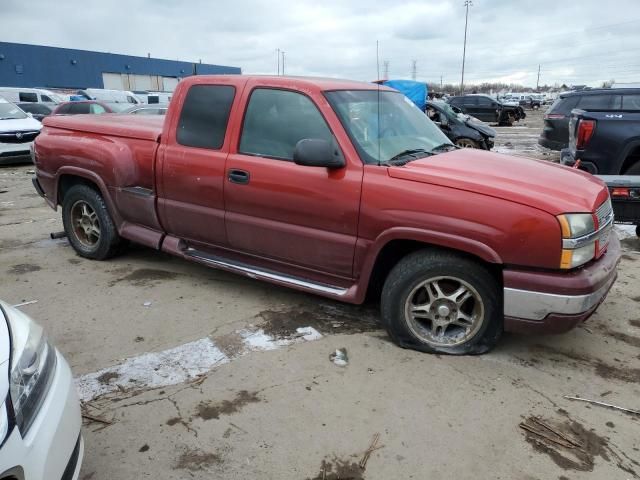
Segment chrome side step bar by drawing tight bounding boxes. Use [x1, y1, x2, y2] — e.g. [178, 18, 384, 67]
[184, 247, 349, 296]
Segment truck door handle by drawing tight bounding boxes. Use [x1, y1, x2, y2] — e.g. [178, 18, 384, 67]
[228, 169, 250, 185]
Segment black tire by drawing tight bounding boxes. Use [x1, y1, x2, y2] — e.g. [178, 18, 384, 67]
[455, 138, 480, 149]
[62, 184, 123, 260]
[636, 224, 640, 238]
[381, 249, 502, 355]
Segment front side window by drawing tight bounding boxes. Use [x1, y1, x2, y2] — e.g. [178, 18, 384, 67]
[177, 85, 235, 150]
[326, 90, 452, 165]
[90, 104, 107, 114]
[239, 89, 333, 160]
[476, 96, 492, 106]
[41, 95, 52, 102]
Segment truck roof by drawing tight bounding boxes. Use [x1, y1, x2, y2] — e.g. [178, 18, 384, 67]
[183, 75, 394, 92]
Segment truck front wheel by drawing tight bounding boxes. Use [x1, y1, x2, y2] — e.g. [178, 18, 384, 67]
[62, 184, 123, 260]
[381, 249, 502, 355]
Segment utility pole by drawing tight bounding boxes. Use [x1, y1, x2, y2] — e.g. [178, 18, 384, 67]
[281, 51, 285, 75]
[411, 60, 417, 81]
[536, 64, 541, 91]
[460, 0, 473, 95]
[440, 75, 443, 89]
[276, 48, 280, 75]
[383, 60, 389, 80]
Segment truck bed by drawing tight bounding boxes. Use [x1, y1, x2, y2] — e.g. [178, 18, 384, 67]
[42, 114, 164, 141]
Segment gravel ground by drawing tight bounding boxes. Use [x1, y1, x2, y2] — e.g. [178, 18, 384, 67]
[1, 120, 639, 479]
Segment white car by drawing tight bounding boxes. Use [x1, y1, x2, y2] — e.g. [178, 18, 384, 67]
[0, 98, 43, 164]
[0, 301, 83, 479]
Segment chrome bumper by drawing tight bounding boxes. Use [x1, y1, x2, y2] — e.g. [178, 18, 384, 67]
[503, 272, 616, 321]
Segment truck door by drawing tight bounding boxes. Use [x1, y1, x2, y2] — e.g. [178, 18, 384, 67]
[156, 83, 237, 247]
[224, 86, 362, 278]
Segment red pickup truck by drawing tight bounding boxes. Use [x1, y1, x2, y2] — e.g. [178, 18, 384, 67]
[32, 75, 620, 355]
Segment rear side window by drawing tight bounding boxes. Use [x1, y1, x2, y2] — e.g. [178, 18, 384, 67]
[239, 88, 333, 161]
[549, 96, 579, 115]
[70, 103, 91, 114]
[577, 94, 616, 110]
[19, 92, 38, 102]
[177, 85, 235, 150]
[476, 96, 492, 106]
[622, 94, 640, 110]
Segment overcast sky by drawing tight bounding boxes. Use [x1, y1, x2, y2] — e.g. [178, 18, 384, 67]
[3, 0, 640, 87]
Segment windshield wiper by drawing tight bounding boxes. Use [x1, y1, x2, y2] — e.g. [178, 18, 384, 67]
[387, 148, 431, 165]
[431, 143, 457, 153]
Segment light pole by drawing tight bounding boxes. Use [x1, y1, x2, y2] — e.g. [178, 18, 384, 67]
[460, 0, 473, 95]
[276, 48, 280, 75]
[281, 51, 285, 75]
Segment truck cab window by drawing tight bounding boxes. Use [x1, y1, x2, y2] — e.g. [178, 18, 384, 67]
[176, 85, 235, 150]
[19, 92, 38, 102]
[239, 88, 333, 161]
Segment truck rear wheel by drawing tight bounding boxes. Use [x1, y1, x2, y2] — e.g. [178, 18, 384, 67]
[62, 184, 123, 260]
[381, 249, 502, 355]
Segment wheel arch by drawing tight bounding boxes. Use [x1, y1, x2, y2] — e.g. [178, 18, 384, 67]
[619, 140, 640, 174]
[358, 228, 503, 302]
[55, 167, 123, 228]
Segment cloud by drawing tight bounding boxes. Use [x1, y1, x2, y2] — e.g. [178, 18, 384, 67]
[2, 0, 640, 87]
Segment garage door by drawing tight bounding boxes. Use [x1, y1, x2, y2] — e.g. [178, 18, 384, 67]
[102, 73, 124, 90]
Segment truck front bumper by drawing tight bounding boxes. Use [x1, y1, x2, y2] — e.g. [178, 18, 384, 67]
[503, 233, 621, 334]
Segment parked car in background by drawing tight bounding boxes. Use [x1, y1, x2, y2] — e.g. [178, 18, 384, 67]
[426, 100, 495, 149]
[596, 175, 640, 238]
[0, 301, 84, 479]
[33, 75, 619, 355]
[0, 98, 42, 164]
[539, 88, 640, 151]
[17, 102, 54, 121]
[447, 94, 526, 125]
[561, 102, 640, 175]
[519, 95, 541, 110]
[123, 104, 168, 115]
[76, 88, 142, 104]
[0, 87, 64, 104]
[52, 101, 134, 115]
[146, 92, 172, 104]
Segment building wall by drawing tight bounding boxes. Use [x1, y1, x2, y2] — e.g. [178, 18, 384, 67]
[0, 42, 241, 89]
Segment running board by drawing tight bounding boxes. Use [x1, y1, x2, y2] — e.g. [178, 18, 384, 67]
[184, 247, 349, 296]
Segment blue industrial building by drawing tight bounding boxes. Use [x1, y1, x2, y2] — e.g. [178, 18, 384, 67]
[0, 42, 241, 90]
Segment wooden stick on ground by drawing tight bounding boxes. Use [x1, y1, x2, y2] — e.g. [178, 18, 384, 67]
[530, 417, 583, 448]
[82, 412, 113, 425]
[518, 423, 576, 449]
[359, 433, 381, 470]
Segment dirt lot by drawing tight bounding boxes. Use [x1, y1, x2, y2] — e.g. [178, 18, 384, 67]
[1, 117, 640, 479]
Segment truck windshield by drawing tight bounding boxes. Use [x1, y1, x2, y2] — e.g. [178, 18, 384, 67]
[0, 103, 28, 120]
[325, 90, 453, 165]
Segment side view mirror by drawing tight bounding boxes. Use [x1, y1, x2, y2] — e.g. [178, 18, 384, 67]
[293, 138, 345, 169]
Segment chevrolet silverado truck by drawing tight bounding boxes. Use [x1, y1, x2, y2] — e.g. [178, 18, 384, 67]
[32, 75, 620, 355]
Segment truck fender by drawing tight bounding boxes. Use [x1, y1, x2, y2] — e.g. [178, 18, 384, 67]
[54, 166, 123, 228]
[354, 227, 503, 302]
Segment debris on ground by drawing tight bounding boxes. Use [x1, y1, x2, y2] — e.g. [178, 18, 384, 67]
[329, 348, 348, 367]
[143, 301, 152, 307]
[359, 433, 383, 470]
[564, 395, 640, 416]
[12, 299, 38, 308]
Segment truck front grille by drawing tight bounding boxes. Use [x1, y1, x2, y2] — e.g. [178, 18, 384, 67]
[596, 198, 614, 227]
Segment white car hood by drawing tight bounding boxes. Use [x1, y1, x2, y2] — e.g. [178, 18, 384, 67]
[0, 117, 42, 133]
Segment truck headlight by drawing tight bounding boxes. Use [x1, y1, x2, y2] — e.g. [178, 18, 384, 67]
[5, 305, 56, 435]
[557, 213, 597, 269]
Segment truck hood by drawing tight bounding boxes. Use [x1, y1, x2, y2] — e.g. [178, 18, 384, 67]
[387, 149, 608, 215]
[0, 117, 42, 133]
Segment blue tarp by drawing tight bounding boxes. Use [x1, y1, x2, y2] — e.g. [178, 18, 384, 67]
[382, 80, 427, 110]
